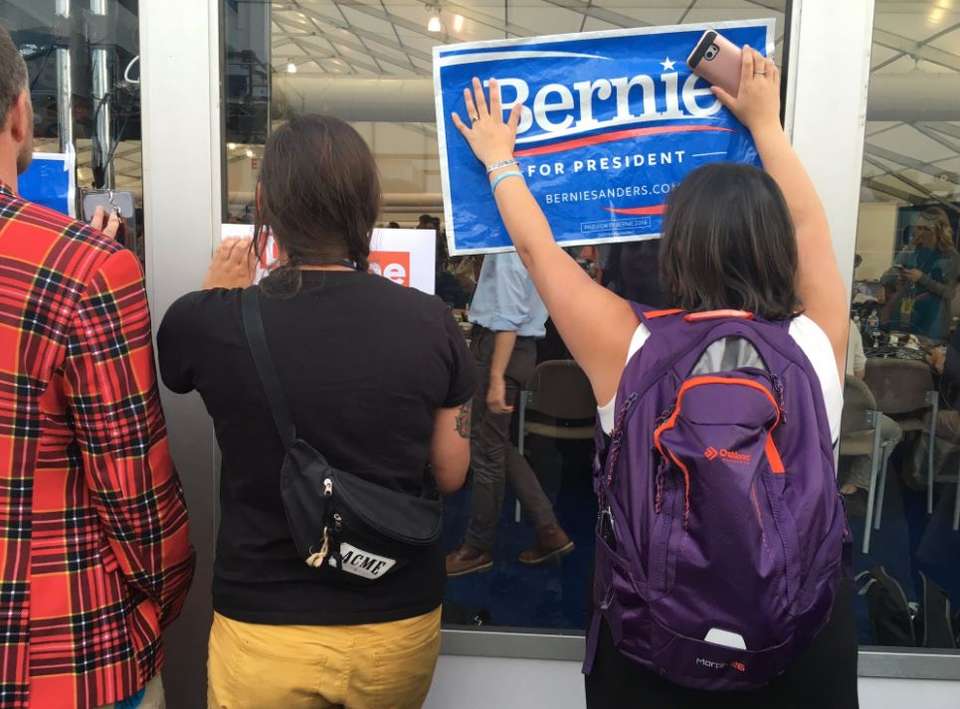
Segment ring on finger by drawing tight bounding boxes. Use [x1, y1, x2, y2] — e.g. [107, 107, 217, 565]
[470, 113, 480, 122]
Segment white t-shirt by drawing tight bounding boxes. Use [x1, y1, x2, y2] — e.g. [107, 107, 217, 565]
[597, 315, 843, 442]
[846, 322, 865, 378]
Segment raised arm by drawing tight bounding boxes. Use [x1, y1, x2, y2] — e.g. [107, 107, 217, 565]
[452, 79, 638, 404]
[713, 48, 848, 377]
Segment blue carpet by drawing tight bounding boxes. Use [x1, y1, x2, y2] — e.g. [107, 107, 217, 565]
[847, 451, 960, 644]
[442, 436, 596, 631]
[443, 436, 960, 646]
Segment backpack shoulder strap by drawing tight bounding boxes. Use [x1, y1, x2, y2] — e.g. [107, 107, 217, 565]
[630, 303, 684, 331]
[240, 287, 297, 450]
[631, 305, 761, 333]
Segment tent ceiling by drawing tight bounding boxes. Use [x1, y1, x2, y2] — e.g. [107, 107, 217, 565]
[270, 0, 960, 207]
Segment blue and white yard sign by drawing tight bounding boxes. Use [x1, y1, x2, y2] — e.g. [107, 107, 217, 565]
[434, 20, 775, 255]
[19, 151, 76, 217]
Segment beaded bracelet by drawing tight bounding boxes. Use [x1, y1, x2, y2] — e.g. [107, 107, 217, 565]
[490, 171, 523, 193]
[486, 158, 519, 174]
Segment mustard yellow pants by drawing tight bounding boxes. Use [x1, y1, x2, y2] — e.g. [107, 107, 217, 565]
[207, 607, 441, 709]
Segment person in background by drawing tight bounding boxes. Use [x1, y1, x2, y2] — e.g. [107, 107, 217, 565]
[431, 216, 470, 308]
[848, 318, 866, 380]
[452, 48, 856, 706]
[444, 217, 482, 302]
[388, 220, 401, 228]
[428, 213, 483, 295]
[881, 208, 958, 341]
[577, 244, 610, 283]
[904, 326, 960, 489]
[603, 240, 669, 308]
[433, 217, 450, 270]
[0, 25, 194, 709]
[446, 252, 574, 576]
[436, 268, 469, 309]
[841, 321, 902, 499]
[158, 115, 475, 708]
[449, 253, 481, 299]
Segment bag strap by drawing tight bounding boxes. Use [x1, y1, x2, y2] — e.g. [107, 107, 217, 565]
[240, 288, 297, 450]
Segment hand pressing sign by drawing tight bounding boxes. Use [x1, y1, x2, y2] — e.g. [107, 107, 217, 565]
[203, 238, 256, 290]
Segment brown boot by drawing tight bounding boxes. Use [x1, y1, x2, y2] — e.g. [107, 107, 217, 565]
[445, 545, 493, 577]
[518, 524, 575, 565]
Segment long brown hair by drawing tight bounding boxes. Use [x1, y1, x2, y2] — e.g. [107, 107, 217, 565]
[659, 163, 800, 320]
[911, 207, 955, 253]
[254, 114, 381, 295]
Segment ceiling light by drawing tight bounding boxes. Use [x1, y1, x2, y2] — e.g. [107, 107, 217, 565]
[245, 149, 255, 158]
[453, 14, 464, 32]
[286, 62, 298, 73]
[928, 7, 945, 23]
[227, 142, 237, 150]
[427, 6, 442, 32]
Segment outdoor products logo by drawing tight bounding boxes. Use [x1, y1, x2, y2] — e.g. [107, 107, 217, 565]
[704, 447, 752, 464]
[696, 658, 747, 673]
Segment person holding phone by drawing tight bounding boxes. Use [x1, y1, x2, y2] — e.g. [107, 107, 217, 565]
[451, 45, 857, 707]
[0, 24, 194, 709]
[881, 208, 959, 340]
[904, 328, 960, 491]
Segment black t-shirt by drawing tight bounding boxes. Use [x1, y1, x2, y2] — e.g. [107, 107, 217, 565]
[157, 270, 477, 625]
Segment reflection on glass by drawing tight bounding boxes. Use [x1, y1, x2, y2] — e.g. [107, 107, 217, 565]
[845, 1, 960, 651]
[222, 0, 789, 634]
[2, 0, 144, 258]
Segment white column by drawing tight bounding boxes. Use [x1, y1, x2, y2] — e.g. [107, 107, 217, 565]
[785, 0, 876, 294]
[139, 0, 222, 705]
[90, 0, 113, 186]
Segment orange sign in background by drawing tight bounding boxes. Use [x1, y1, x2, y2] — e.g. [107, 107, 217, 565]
[368, 251, 410, 287]
[221, 226, 434, 294]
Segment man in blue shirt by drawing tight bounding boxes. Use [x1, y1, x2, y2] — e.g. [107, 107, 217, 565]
[446, 253, 573, 576]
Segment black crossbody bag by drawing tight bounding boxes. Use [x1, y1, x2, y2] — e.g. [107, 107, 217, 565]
[240, 287, 442, 584]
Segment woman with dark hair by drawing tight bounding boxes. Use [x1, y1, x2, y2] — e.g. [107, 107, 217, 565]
[452, 48, 854, 707]
[157, 115, 476, 708]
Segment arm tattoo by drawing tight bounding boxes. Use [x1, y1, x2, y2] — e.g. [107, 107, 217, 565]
[455, 401, 472, 439]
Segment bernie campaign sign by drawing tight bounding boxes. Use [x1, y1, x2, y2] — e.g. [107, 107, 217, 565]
[19, 152, 75, 217]
[434, 20, 774, 255]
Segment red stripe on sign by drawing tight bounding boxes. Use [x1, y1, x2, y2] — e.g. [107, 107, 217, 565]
[605, 204, 667, 216]
[514, 124, 732, 157]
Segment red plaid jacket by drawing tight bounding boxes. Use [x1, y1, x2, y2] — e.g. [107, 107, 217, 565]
[0, 182, 194, 708]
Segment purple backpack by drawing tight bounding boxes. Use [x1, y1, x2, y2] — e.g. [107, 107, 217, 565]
[585, 305, 849, 691]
